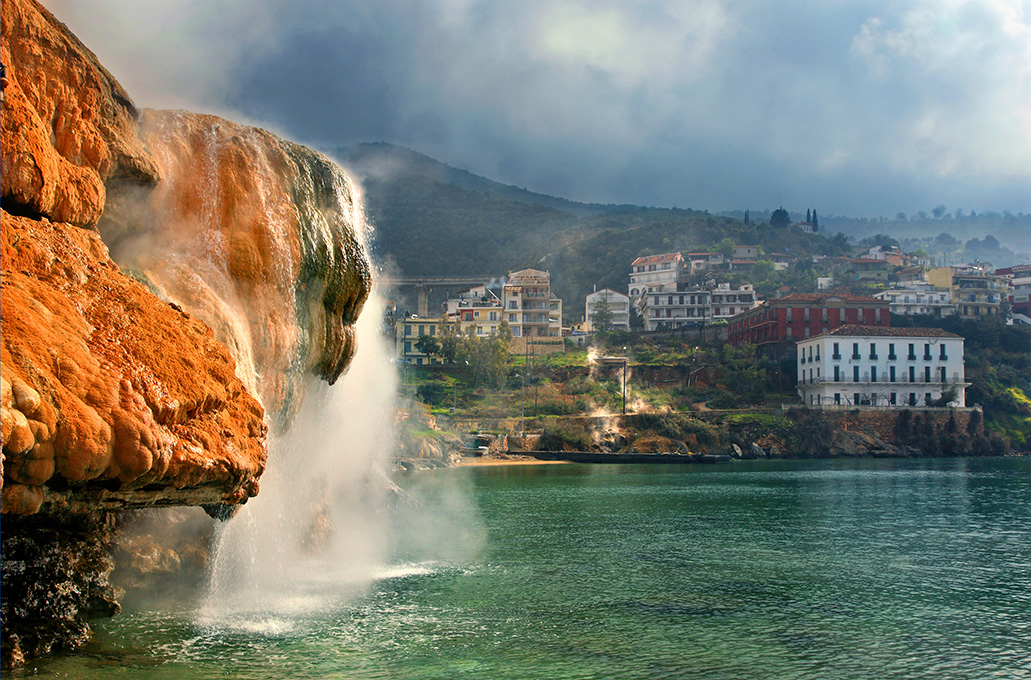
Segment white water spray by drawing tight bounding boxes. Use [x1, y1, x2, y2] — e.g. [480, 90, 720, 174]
[198, 288, 399, 629]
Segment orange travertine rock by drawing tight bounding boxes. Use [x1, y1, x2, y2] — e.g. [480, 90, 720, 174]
[100, 110, 372, 429]
[1, 212, 267, 514]
[0, 0, 158, 227]
[0, 0, 267, 514]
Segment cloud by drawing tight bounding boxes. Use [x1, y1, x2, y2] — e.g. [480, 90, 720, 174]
[40, 0, 1031, 216]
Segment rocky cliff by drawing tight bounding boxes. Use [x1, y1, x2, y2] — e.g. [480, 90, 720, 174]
[1, 0, 371, 666]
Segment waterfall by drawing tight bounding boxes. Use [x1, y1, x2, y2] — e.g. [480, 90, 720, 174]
[198, 288, 399, 629]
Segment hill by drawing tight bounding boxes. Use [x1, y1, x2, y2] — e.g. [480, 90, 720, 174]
[330, 143, 1025, 320]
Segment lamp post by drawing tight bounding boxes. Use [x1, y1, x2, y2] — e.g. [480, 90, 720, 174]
[622, 358, 627, 415]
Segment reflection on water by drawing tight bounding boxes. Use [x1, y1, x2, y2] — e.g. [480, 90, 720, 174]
[22, 457, 1031, 680]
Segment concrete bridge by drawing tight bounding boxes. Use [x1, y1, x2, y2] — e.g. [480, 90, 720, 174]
[382, 275, 495, 317]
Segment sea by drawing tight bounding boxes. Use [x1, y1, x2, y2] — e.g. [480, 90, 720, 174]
[12, 457, 1031, 680]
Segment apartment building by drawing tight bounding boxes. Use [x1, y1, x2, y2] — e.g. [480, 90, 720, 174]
[796, 326, 967, 408]
[644, 288, 711, 331]
[396, 316, 447, 366]
[585, 288, 631, 331]
[628, 252, 686, 299]
[502, 268, 563, 338]
[874, 285, 955, 317]
[443, 285, 504, 337]
[727, 290, 889, 357]
[928, 266, 1009, 320]
[710, 283, 759, 321]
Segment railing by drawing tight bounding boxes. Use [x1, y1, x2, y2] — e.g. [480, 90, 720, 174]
[798, 374, 965, 386]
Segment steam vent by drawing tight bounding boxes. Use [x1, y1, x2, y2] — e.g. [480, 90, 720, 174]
[1, 0, 371, 667]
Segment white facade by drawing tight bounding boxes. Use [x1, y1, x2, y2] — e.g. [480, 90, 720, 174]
[795, 326, 967, 408]
[502, 269, 562, 338]
[628, 252, 684, 299]
[644, 289, 711, 331]
[586, 288, 631, 331]
[710, 283, 759, 320]
[874, 286, 956, 318]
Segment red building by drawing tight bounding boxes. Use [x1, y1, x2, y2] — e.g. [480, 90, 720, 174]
[728, 290, 889, 356]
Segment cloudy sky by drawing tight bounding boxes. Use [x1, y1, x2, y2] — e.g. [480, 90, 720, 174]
[46, 0, 1031, 217]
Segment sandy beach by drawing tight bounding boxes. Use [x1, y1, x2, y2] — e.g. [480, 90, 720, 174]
[456, 455, 568, 467]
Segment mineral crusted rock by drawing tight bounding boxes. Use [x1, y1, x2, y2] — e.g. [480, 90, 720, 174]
[1, 213, 267, 514]
[0, 0, 158, 227]
[99, 110, 372, 428]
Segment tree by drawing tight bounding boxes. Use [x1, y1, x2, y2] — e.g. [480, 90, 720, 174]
[770, 207, 791, 228]
[438, 319, 461, 364]
[811, 209, 818, 231]
[715, 237, 736, 260]
[414, 334, 441, 357]
[743, 210, 750, 224]
[933, 205, 946, 220]
[591, 296, 614, 332]
[896, 212, 907, 222]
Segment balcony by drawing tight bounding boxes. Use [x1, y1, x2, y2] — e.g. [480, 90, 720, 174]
[888, 353, 897, 360]
[832, 353, 841, 360]
[908, 354, 917, 361]
[851, 353, 861, 361]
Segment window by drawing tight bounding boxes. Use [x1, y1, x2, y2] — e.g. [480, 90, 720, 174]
[834, 393, 841, 405]
[890, 392, 897, 405]
[404, 341, 412, 352]
[909, 366, 915, 382]
[429, 326, 436, 336]
[509, 301, 518, 309]
[833, 342, 841, 360]
[855, 393, 861, 405]
[870, 343, 878, 360]
[418, 325, 425, 336]
[940, 367, 947, 382]
[508, 313, 517, 322]
[908, 343, 916, 360]
[890, 366, 896, 382]
[924, 367, 931, 383]
[834, 366, 840, 382]
[923, 343, 932, 360]
[853, 366, 860, 382]
[405, 325, 412, 336]
[925, 392, 932, 406]
[939, 344, 948, 360]
[888, 343, 896, 360]
[852, 343, 860, 360]
[871, 366, 878, 382]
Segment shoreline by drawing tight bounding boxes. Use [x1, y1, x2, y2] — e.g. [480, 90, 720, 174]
[456, 455, 569, 467]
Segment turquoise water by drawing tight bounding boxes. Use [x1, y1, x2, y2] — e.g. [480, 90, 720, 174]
[18, 457, 1031, 679]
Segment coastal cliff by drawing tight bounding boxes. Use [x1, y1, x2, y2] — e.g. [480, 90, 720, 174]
[1, 0, 371, 666]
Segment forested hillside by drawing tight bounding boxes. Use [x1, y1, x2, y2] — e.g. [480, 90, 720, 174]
[333, 143, 1025, 320]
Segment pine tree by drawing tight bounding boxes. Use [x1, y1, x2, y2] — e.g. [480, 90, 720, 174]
[811, 210, 819, 232]
[806, 208, 811, 223]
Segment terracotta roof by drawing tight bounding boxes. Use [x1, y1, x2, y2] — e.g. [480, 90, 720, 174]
[631, 252, 682, 266]
[813, 325, 963, 339]
[850, 257, 887, 264]
[775, 290, 884, 303]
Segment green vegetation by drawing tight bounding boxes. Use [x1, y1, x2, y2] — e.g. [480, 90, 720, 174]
[892, 315, 1031, 449]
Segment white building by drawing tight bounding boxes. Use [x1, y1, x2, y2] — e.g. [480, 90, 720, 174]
[874, 285, 956, 318]
[585, 288, 631, 331]
[796, 326, 967, 408]
[628, 252, 685, 300]
[644, 289, 711, 331]
[502, 268, 562, 338]
[710, 283, 759, 321]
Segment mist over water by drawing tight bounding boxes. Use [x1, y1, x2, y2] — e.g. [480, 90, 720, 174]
[197, 289, 400, 630]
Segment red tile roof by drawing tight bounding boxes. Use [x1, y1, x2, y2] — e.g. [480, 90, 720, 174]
[814, 325, 962, 339]
[775, 290, 884, 303]
[631, 252, 682, 266]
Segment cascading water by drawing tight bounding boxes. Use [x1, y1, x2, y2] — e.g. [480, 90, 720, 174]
[198, 288, 399, 631]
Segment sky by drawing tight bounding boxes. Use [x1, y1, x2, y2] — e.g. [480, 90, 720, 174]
[45, 0, 1031, 218]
